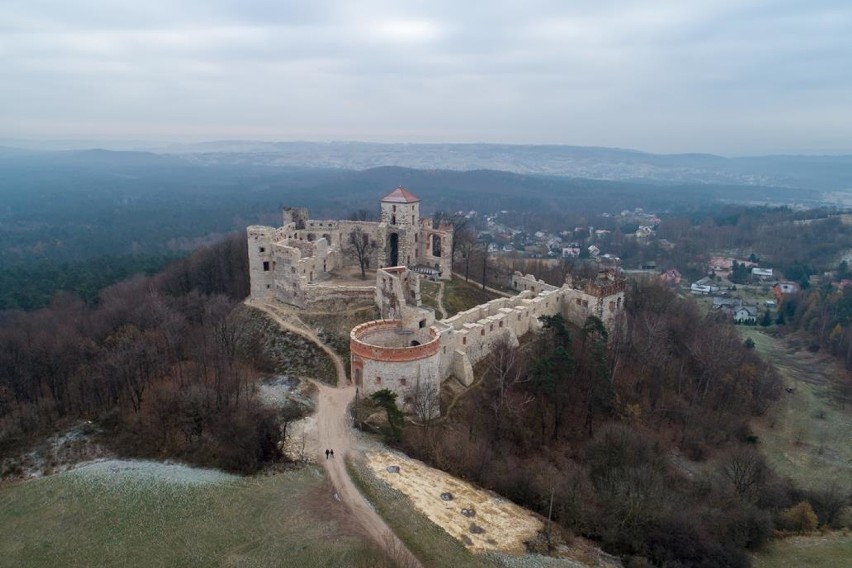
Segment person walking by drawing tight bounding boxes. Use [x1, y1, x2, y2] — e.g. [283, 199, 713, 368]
[329, 449, 334, 458]
[325, 449, 330, 459]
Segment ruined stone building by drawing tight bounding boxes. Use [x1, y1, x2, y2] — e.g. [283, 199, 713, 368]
[247, 187, 625, 417]
[247, 187, 453, 308]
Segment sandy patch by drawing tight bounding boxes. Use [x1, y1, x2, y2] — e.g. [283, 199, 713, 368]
[366, 449, 543, 554]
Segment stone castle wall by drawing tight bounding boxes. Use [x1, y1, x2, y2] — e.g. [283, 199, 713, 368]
[511, 273, 559, 295]
[561, 273, 626, 329]
[349, 269, 626, 397]
[436, 287, 564, 385]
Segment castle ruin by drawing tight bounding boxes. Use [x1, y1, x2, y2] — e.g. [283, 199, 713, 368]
[247, 187, 453, 309]
[248, 188, 625, 417]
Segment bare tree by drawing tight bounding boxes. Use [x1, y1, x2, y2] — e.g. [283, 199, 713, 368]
[348, 227, 377, 279]
[279, 402, 305, 447]
[410, 378, 440, 427]
[485, 337, 530, 418]
[479, 239, 490, 291]
[720, 447, 769, 502]
[434, 210, 470, 261]
[456, 228, 477, 281]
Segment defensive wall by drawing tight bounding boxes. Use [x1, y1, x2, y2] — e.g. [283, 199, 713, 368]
[351, 270, 626, 411]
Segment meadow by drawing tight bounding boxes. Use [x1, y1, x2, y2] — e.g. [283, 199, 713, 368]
[742, 329, 852, 568]
[0, 460, 375, 568]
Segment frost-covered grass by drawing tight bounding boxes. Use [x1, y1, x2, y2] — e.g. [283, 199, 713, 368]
[0, 460, 371, 568]
[69, 459, 241, 486]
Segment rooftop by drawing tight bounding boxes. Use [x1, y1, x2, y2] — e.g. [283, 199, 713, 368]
[381, 187, 420, 203]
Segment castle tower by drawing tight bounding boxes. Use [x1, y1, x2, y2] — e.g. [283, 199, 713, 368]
[380, 187, 420, 268]
[247, 225, 276, 300]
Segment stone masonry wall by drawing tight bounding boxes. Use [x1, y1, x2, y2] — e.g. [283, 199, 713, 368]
[247, 225, 276, 300]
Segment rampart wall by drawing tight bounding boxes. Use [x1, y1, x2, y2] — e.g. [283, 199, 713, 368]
[511, 272, 559, 295]
[436, 287, 564, 385]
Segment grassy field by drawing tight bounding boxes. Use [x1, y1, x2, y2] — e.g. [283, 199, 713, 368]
[752, 533, 852, 568]
[739, 329, 852, 567]
[420, 280, 441, 312]
[0, 460, 377, 568]
[741, 328, 852, 491]
[443, 278, 500, 318]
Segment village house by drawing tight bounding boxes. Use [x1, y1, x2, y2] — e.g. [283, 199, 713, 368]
[772, 281, 800, 301]
[691, 277, 720, 295]
[733, 305, 759, 324]
[660, 268, 682, 287]
[562, 245, 581, 258]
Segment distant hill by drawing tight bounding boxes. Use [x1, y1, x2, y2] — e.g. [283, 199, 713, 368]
[0, 147, 843, 269]
[140, 141, 852, 194]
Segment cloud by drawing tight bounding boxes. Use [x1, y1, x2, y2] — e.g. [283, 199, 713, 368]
[1, 0, 851, 154]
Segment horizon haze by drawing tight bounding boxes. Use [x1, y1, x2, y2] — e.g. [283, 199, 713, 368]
[3, 1, 852, 155]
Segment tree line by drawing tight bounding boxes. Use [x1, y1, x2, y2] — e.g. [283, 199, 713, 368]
[0, 233, 289, 474]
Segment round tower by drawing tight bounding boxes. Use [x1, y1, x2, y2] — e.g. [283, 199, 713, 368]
[350, 319, 441, 417]
[380, 187, 420, 268]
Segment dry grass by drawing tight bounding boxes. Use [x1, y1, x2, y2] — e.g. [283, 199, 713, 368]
[741, 329, 852, 566]
[752, 532, 852, 568]
[365, 449, 543, 554]
[444, 278, 500, 318]
[420, 280, 441, 312]
[741, 329, 852, 491]
[347, 456, 495, 568]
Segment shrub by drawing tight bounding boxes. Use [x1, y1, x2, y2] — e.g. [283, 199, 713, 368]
[805, 483, 851, 528]
[643, 514, 749, 568]
[778, 501, 819, 533]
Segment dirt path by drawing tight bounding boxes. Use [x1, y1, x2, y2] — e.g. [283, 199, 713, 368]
[435, 281, 448, 320]
[246, 299, 421, 567]
[247, 299, 347, 387]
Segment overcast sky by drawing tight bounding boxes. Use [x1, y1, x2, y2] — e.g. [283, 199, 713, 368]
[2, 0, 851, 155]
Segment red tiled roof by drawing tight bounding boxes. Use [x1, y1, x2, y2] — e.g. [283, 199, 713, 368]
[381, 187, 420, 203]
